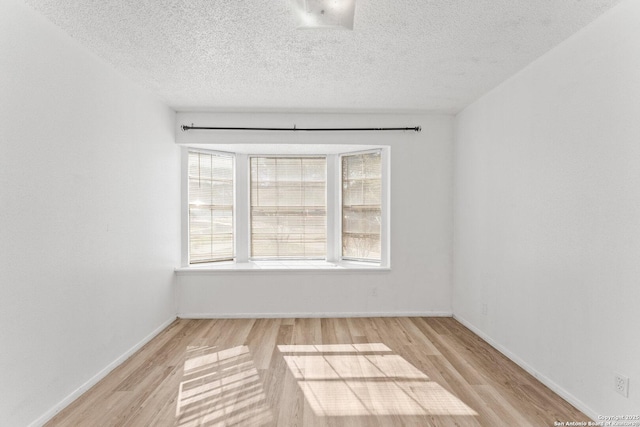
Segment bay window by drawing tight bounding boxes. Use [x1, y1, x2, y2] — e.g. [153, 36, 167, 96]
[183, 147, 388, 269]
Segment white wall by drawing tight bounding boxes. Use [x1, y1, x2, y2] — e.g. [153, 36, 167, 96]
[0, 1, 180, 425]
[453, 0, 640, 418]
[176, 112, 453, 317]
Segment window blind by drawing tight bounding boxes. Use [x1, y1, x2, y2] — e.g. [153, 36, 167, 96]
[250, 157, 326, 258]
[188, 151, 234, 263]
[342, 152, 382, 261]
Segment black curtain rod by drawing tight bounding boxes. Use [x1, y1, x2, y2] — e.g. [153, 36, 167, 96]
[181, 124, 421, 132]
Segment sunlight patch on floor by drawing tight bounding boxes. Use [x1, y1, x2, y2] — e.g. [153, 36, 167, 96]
[277, 343, 393, 353]
[176, 345, 273, 427]
[278, 344, 478, 417]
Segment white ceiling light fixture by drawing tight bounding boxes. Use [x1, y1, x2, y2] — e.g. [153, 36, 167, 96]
[295, 0, 356, 30]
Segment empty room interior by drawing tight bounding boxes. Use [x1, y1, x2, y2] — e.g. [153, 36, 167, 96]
[2, 0, 640, 425]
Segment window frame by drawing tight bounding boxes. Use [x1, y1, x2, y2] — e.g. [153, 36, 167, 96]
[181, 146, 390, 269]
[182, 148, 237, 266]
[248, 154, 328, 261]
[339, 148, 385, 264]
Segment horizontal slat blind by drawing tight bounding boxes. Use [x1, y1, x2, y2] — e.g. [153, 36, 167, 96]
[251, 157, 326, 258]
[342, 151, 381, 261]
[188, 151, 234, 263]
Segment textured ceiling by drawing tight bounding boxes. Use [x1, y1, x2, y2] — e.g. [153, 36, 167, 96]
[23, 0, 622, 113]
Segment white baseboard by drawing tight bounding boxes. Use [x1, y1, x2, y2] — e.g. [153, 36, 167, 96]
[29, 316, 177, 427]
[452, 314, 597, 421]
[178, 311, 453, 319]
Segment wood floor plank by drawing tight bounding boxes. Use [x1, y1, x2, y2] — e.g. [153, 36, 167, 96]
[293, 318, 322, 345]
[320, 318, 353, 345]
[422, 354, 506, 426]
[410, 318, 489, 386]
[395, 317, 442, 355]
[472, 384, 536, 427]
[276, 367, 305, 427]
[246, 318, 282, 370]
[359, 317, 385, 344]
[433, 318, 586, 424]
[45, 317, 590, 427]
[260, 324, 293, 423]
[344, 318, 366, 343]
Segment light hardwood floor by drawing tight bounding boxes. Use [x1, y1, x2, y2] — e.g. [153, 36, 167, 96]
[46, 318, 589, 426]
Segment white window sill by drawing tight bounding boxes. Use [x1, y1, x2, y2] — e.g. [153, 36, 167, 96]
[174, 260, 390, 275]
